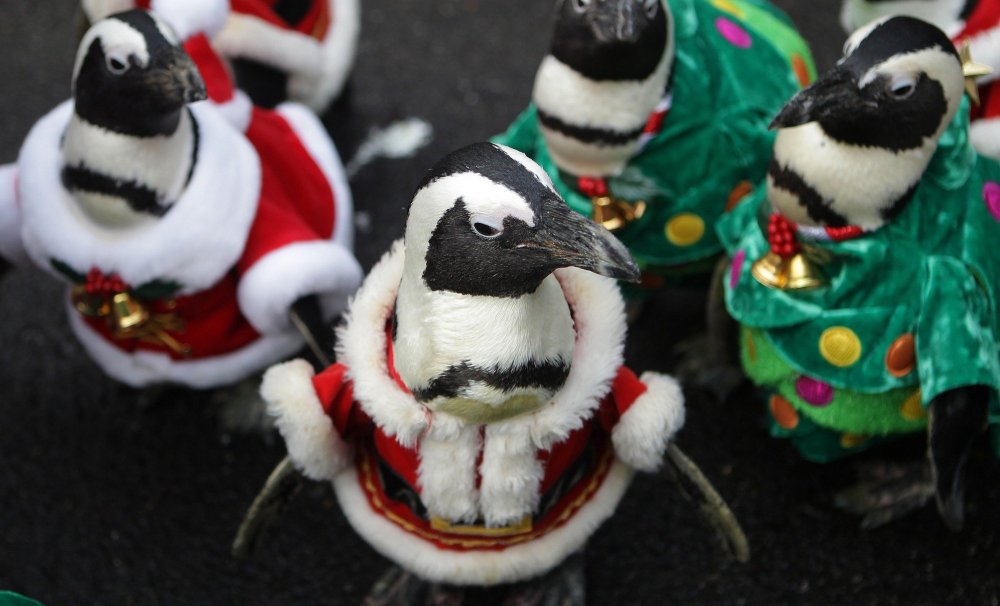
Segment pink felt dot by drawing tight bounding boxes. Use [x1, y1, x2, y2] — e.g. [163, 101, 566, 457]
[983, 181, 1000, 222]
[730, 250, 746, 289]
[716, 17, 752, 49]
[795, 376, 834, 407]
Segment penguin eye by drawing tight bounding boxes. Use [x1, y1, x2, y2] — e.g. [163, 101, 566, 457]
[643, 0, 658, 17]
[470, 214, 504, 239]
[106, 52, 130, 75]
[889, 76, 916, 99]
[572, 0, 590, 14]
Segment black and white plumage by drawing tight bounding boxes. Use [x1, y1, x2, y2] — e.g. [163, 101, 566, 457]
[392, 142, 639, 421]
[767, 16, 964, 230]
[533, 0, 673, 177]
[62, 10, 207, 227]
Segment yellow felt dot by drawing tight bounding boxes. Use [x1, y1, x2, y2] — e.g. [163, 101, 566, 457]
[665, 213, 705, 246]
[711, 0, 744, 18]
[819, 327, 862, 368]
[840, 432, 868, 449]
[900, 390, 927, 421]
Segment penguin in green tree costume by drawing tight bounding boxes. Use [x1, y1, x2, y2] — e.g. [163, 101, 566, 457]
[719, 16, 1000, 529]
[493, 0, 815, 293]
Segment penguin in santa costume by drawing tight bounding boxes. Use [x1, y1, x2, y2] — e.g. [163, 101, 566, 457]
[81, 0, 359, 112]
[718, 16, 1000, 529]
[493, 0, 815, 295]
[259, 143, 702, 603]
[0, 9, 361, 389]
[841, 0, 1000, 159]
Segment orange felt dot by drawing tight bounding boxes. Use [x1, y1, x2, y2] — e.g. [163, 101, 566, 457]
[769, 394, 799, 430]
[900, 390, 927, 421]
[725, 180, 754, 212]
[792, 53, 811, 88]
[840, 432, 867, 449]
[885, 333, 916, 378]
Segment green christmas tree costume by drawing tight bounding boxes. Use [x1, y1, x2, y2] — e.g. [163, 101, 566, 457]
[719, 99, 1000, 463]
[494, 0, 815, 288]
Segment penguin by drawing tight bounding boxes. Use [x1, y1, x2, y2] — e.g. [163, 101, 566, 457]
[63, 9, 207, 227]
[80, 0, 361, 112]
[0, 9, 362, 389]
[767, 15, 965, 230]
[259, 143, 694, 603]
[495, 0, 814, 294]
[840, 0, 1000, 159]
[717, 16, 1000, 530]
[533, 0, 673, 178]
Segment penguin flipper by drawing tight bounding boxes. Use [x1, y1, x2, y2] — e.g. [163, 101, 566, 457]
[928, 385, 990, 531]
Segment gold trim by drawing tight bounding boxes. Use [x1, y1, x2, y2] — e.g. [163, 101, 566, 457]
[430, 515, 532, 537]
[358, 446, 614, 549]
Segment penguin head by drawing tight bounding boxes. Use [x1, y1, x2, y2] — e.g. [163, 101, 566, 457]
[771, 16, 963, 151]
[404, 143, 640, 298]
[550, 0, 671, 81]
[73, 9, 207, 136]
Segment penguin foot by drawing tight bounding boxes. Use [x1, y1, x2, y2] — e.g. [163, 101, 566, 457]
[672, 333, 746, 402]
[364, 566, 464, 606]
[833, 460, 934, 530]
[500, 551, 585, 606]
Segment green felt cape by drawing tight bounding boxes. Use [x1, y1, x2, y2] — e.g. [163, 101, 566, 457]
[493, 0, 814, 273]
[719, 99, 1000, 462]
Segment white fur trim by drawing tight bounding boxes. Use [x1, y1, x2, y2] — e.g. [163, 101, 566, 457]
[611, 371, 685, 472]
[288, 0, 360, 111]
[214, 13, 323, 78]
[81, 0, 133, 23]
[275, 102, 354, 248]
[262, 359, 350, 481]
[149, 0, 230, 39]
[237, 239, 362, 333]
[0, 164, 28, 265]
[18, 101, 261, 294]
[335, 241, 431, 446]
[416, 425, 482, 523]
[215, 89, 253, 132]
[331, 459, 635, 585]
[66, 297, 304, 388]
[336, 241, 628, 525]
[969, 116, 1000, 159]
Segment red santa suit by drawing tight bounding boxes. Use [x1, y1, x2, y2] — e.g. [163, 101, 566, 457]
[262, 241, 685, 585]
[0, 94, 361, 388]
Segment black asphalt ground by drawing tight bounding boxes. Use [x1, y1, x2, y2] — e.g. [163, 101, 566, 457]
[1, 1, 998, 604]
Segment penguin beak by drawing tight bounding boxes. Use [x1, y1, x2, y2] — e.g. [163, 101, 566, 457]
[159, 46, 207, 105]
[590, 0, 642, 43]
[526, 196, 641, 282]
[770, 67, 860, 129]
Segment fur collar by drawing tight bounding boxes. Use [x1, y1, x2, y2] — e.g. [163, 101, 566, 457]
[18, 100, 261, 293]
[336, 240, 627, 449]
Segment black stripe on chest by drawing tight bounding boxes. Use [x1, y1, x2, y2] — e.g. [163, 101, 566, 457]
[768, 159, 848, 227]
[412, 359, 571, 402]
[537, 108, 645, 146]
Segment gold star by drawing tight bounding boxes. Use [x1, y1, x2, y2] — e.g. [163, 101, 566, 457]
[960, 40, 992, 106]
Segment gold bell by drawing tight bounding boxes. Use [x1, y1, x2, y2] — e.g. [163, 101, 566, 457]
[110, 291, 150, 335]
[751, 251, 824, 290]
[592, 196, 647, 232]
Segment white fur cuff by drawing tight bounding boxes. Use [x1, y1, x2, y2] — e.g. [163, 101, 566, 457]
[611, 372, 685, 472]
[238, 239, 363, 334]
[970, 117, 1000, 160]
[262, 359, 350, 481]
[0, 164, 27, 265]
